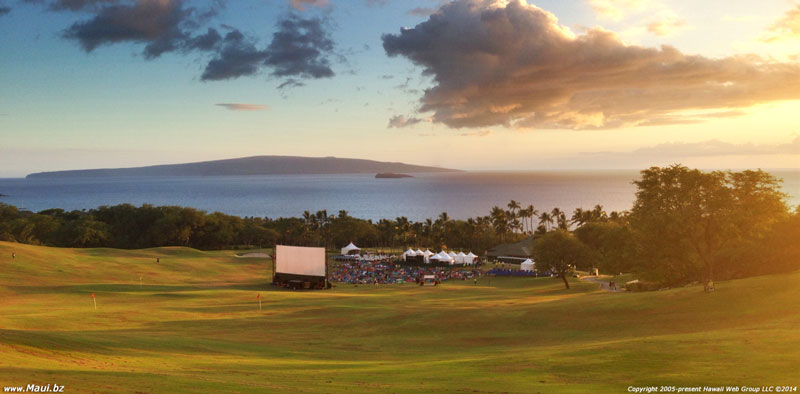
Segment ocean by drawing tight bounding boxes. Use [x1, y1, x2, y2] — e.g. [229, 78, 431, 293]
[0, 170, 797, 221]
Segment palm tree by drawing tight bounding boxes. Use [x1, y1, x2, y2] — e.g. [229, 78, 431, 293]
[538, 211, 553, 232]
[550, 207, 568, 230]
[523, 204, 538, 233]
[507, 200, 521, 233]
[571, 208, 588, 227]
[490, 206, 509, 242]
[591, 204, 608, 222]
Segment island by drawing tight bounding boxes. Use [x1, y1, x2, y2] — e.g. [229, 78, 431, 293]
[375, 173, 413, 179]
[26, 156, 462, 178]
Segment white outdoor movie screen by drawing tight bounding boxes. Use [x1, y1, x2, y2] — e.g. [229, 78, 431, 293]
[275, 245, 327, 277]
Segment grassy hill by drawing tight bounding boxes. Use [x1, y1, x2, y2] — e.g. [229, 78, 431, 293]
[0, 241, 798, 393]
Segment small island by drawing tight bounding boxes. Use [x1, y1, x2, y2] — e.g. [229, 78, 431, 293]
[375, 173, 413, 179]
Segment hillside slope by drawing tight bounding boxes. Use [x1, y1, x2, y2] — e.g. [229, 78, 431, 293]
[1, 241, 798, 393]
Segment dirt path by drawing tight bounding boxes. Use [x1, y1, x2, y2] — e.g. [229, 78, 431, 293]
[580, 275, 625, 292]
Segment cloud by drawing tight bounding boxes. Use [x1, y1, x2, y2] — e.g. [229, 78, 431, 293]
[583, 137, 800, 159]
[388, 115, 425, 128]
[0, 6, 10, 16]
[184, 27, 222, 51]
[264, 14, 334, 79]
[460, 129, 492, 137]
[201, 29, 268, 81]
[646, 15, 686, 36]
[201, 14, 335, 81]
[762, 5, 800, 42]
[289, 0, 328, 11]
[216, 103, 269, 111]
[61, 0, 202, 58]
[408, 7, 437, 17]
[382, 0, 800, 130]
[587, 0, 648, 21]
[24, 0, 121, 12]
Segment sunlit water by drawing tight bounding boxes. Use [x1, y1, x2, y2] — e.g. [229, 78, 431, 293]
[0, 170, 797, 221]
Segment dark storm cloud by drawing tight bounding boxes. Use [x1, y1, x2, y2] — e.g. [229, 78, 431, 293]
[184, 27, 222, 51]
[264, 14, 334, 79]
[382, 0, 800, 130]
[40, 0, 120, 11]
[62, 0, 192, 57]
[32, 0, 335, 84]
[201, 29, 267, 81]
[0, 6, 10, 16]
[57, 0, 226, 59]
[201, 14, 335, 82]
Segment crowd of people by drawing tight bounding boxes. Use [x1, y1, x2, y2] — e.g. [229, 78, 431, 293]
[329, 257, 482, 285]
[486, 268, 542, 277]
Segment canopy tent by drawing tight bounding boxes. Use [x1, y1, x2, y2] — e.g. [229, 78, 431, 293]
[341, 242, 361, 255]
[402, 248, 417, 261]
[432, 252, 454, 264]
[423, 249, 434, 263]
[520, 259, 535, 272]
[415, 249, 424, 255]
[456, 252, 467, 264]
[466, 252, 477, 265]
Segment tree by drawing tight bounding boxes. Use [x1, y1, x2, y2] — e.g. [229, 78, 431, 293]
[532, 230, 594, 289]
[521, 204, 538, 234]
[490, 206, 509, 242]
[538, 212, 553, 232]
[574, 221, 636, 274]
[630, 165, 788, 287]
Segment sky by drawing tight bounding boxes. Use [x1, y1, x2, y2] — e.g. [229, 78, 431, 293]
[0, 0, 799, 176]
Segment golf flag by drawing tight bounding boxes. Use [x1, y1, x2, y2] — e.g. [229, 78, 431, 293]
[91, 293, 96, 310]
[91, 293, 95, 299]
[257, 293, 262, 311]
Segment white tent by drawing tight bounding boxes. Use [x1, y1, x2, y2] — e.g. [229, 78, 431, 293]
[520, 259, 535, 271]
[415, 249, 424, 255]
[466, 252, 477, 265]
[456, 252, 467, 264]
[341, 242, 360, 255]
[433, 252, 453, 264]
[423, 249, 434, 263]
[402, 248, 417, 261]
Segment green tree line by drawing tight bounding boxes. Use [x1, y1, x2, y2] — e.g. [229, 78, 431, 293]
[1, 165, 798, 287]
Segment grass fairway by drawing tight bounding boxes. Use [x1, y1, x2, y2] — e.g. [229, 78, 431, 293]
[1, 241, 799, 393]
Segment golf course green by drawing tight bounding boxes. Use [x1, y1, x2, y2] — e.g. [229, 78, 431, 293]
[1, 241, 798, 393]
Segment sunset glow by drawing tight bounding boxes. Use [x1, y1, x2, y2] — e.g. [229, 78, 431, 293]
[0, 0, 798, 176]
